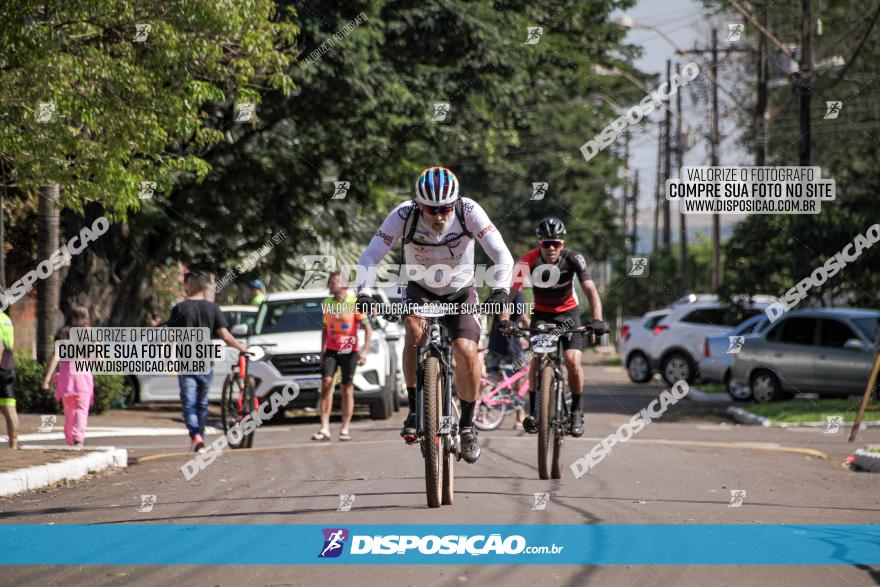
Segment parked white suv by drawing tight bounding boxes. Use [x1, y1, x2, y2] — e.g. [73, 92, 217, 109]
[244, 289, 400, 420]
[648, 298, 769, 385]
[619, 309, 670, 383]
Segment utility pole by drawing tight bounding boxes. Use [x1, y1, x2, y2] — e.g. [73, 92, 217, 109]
[631, 170, 640, 254]
[681, 27, 753, 288]
[710, 29, 721, 290]
[621, 131, 630, 252]
[676, 63, 688, 295]
[755, 0, 769, 165]
[662, 59, 672, 250]
[653, 121, 663, 253]
[799, 0, 812, 165]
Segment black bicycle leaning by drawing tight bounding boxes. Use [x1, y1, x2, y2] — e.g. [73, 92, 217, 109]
[511, 323, 599, 480]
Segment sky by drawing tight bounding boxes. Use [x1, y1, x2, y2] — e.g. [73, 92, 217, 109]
[612, 0, 750, 254]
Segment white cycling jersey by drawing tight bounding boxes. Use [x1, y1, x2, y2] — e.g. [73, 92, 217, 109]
[357, 197, 514, 296]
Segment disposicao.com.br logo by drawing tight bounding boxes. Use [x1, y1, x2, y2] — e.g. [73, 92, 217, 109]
[318, 528, 563, 558]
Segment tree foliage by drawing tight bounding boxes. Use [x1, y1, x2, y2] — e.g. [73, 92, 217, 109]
[707, 0, 880, 306]
[4, 0, 651, 325]
[0, 0, 298, 214]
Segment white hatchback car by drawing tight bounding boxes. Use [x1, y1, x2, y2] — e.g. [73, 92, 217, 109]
[619, 309, 670, 383]
[647, 299, 769, 385]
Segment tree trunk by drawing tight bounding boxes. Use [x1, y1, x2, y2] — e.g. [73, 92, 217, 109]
[36, 185, 61, 362]
[61, 205, 173, 327]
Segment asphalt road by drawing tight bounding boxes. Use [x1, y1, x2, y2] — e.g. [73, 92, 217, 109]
[1, 365, 878, 586]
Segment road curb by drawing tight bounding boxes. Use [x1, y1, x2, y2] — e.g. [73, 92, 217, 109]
[851, 449, 880, 472]
[1, 426, 218, 443]
[0, 447, 128, 497]
[725, 406, 880, 429]
[687, 388, 732, 403]
[726, 406, 770, 426]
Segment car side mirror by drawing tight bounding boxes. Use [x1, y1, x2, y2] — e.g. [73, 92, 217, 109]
[843, 338, 867, 351]
[231, 323, 249, 337]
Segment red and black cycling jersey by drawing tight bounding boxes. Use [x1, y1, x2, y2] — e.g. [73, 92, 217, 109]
[512, 248, 591, 313]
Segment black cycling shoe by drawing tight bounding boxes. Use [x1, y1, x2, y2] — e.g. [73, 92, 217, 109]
[459, 427, 481, 463]
[570, 410, 584, 437]
[522, 415, 538, 434]
[400, 413, 417, 443]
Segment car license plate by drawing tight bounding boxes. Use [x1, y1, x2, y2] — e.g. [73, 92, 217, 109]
[295, 377, 321, 390]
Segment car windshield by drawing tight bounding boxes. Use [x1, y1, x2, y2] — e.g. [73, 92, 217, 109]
[732, 314, 769, 335]
[852, 317, 879, 343]
[223, 311, 257, 332]
[255, 299, 325, 334]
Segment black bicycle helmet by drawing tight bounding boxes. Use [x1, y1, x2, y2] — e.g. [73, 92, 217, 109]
[536, 217, 566, 239]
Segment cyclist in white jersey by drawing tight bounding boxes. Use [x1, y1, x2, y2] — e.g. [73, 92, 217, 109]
[356, 166, 513, 463]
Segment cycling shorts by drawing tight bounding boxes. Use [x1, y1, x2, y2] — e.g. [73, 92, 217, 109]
[321, 350, 358, 385]
[0, 368, 14, 406]
[403, 282, 481, 343]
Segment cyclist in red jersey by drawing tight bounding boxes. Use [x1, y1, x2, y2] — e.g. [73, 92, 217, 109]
[509, 217, 607, 437]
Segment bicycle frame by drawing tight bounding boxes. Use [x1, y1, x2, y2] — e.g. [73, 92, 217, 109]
[415, 316, 456, 441]
[514, 323, 594, 478]
[222, 349, 259, 449]
[481, 365, 531, 407]
[535, 336, 569, 431]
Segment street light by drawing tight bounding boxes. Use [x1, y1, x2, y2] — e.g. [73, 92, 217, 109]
[589, 63, 679, 120]
[613, 15, 690, 58]
[613, 15, 736, 102]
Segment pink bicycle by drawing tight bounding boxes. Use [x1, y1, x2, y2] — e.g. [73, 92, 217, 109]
[474, 362, 531, 431]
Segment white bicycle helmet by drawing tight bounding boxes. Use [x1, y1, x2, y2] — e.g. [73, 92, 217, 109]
[415, 166, 459, 206]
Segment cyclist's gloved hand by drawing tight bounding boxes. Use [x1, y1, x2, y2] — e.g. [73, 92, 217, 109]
[589, 319, 609, 335]
[355, 294, 375, 315]
[496, 319, 512, 333]
[482, 288, 509, 311]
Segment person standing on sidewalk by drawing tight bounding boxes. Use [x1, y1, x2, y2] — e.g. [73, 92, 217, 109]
[41, 306, 94, 447]
[0, 310, 18, 449]
[168, 270, 247, 451]
[312, 280, 371, 442]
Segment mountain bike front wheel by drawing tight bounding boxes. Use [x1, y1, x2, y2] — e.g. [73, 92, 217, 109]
[537, 364, 557, 480]
[422, 357, 444, 508]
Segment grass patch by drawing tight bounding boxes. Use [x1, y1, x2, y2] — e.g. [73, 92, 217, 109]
[695, 383, 727, 394]
[865, 447, 880, 454]
[745, 399, 880, 424]
[599, 358, 621, 366]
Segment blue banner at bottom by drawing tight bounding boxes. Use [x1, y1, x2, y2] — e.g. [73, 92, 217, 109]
[0, 524, 877, 565]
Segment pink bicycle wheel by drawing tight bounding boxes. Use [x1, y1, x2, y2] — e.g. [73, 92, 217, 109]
[474, 378, 507, 431]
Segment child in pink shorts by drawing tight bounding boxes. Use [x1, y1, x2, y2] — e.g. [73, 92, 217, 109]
[41, 306, 94, 447]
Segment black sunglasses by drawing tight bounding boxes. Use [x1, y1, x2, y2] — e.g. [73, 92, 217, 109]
[540, 240, 564, 248]
[421, 203, 454, 215]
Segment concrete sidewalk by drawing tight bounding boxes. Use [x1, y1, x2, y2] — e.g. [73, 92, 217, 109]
[0, 446, 127, 497]
[0, 406, 202, 496]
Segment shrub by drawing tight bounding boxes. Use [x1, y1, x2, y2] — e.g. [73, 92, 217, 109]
[11, 352, 57, 414]
[11, 351, 127, 414]
[93, 374, 126, 414]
